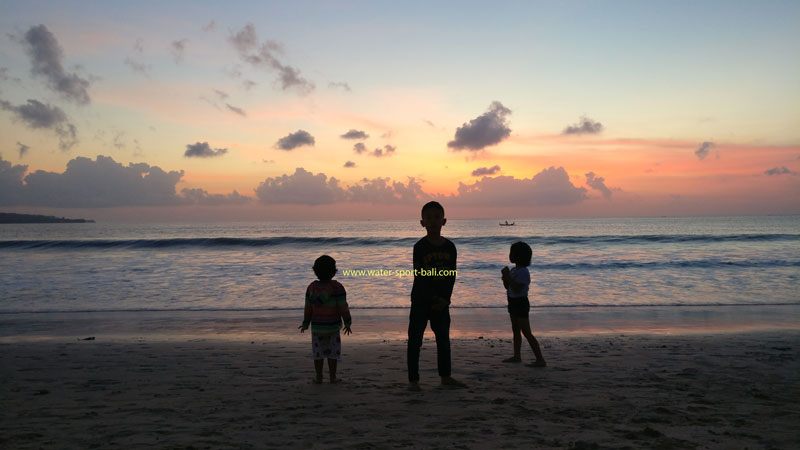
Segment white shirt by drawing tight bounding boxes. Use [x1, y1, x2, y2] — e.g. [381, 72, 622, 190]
[507, 266, 530, 298]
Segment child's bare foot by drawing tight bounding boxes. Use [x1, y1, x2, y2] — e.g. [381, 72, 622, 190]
[330, 376, 341, 384]
[312, 376, 323, 384]
[526, 360, 547, 368]
[408, 381, 421, 392]
[502, 356, 521, 363]
[441, 376, 467, 388]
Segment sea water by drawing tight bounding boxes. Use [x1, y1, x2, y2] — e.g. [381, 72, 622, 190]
[0, 216, 798, 313]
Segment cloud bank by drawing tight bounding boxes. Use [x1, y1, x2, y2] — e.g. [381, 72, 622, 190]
[22, 25, 91, 104]
[0, 154, 249, 207]
[447, 167, 587, 206]
[764, 166, 795, 176]
[448, 101, 512, 151]
[585, 172, 612, 198]
[341, 129, 369, 140]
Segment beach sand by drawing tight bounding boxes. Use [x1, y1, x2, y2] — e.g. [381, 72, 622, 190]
[1, 324, 798, 449]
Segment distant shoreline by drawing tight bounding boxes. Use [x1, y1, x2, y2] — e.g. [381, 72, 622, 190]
[0, 212, 95, 224]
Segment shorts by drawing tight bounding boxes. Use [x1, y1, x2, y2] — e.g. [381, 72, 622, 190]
[312, 332, 342, 360]
[507, 296, 530, 319]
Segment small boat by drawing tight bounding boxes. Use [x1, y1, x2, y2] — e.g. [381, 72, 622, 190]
[499, 221, 515, 226]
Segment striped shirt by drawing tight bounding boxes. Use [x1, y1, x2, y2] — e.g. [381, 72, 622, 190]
[303, 280, 352, 336]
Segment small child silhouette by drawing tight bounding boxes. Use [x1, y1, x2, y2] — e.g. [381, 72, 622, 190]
[299, 255, 352, 383]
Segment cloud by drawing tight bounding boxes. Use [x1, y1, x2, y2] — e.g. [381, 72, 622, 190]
[328, 81, 351, 92]
[344, 161, 356, 168]
[276, 130, 315, 150]
[585, 172, 612, 198]
[0, 99, 77, 150]
[353, 142, 367, 154]
[347, 177, 428, 204]
[371, 145, 396, 157]
[695, 141, 715, 160]
[17, 142, 30, 158]
[170, 39, 188, 63]
[124, 39, 150, 75]
[202, 20, 217, 32]
[0, 154, 187, 207]
[22, 25, 91, 104]
[184, 142, 228, 158]
[255, 168, 428, 205]
[226, 104, 246, 116]
[255, 167, 346, 205]
[764, 166, 796, 176]
[448, 101, 512, 151]
[180, 188, 251, 205]
[446, 166, 587, 206]
[214, 90, 229, 100]
[471, 165, 501, 177]
[228, 23, 314, 94]
[341, 129, 369, 140]
[562, 116, 604, 135]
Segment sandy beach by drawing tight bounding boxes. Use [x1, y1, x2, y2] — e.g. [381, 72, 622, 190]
[1, 313, 798, 450]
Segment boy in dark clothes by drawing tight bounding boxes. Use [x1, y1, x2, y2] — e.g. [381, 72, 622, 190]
[407, 201, 466, 391]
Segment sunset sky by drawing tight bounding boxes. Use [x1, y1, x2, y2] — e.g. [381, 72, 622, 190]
[1, 1, 798, 221]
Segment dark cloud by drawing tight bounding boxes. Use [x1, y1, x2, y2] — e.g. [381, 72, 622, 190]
[471, 165, 501, 177]
[226, 104, 246, 116]
[447, 166, 587, 206]
[585, 172, 612, 198]
[328, 81, 351, 92]
[22, 25, 91, 104]
[423, 119, 436, 128]
[371, 145, 396, 157]
[214, 89, 229, 100]
[17, 142, 30, 158]
[344, 161, 356, 168]
[764, 166, 795, 176]
[0, 99, 77, 150]
[228, 23, 314, 94]
[447, 101, 512, 151]
[695, 141, 715, 160]
[562, 116, 603, 135]
[353, 142, 367, 154]
[255, 167, 345, 205]
[0, 154, 186, 207]
[180, 188, 251, 205]
[170, 39, 188, 64]
[276, 130, 315, 150]
[184, 142, 228, 158]
[341, 129, 369, 140]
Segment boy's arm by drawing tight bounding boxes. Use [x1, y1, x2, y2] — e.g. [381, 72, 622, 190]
[337, 284, 352, 328]
[439, 242, 457, 301]
[300, 286, 312, 331]
[501, 268, 524, 290]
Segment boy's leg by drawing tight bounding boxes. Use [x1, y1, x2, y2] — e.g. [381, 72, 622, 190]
[407, 302, 428, 383]
[429, 306, 452, 378]
[519, 319, 546, 364]
[328, 358, 338, 382]
[314, 359, 324, 383]
[504, 316, 522, 362]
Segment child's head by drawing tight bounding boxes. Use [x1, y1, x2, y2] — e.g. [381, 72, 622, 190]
[509, 241, 532, 267]
[313, 255, 337, 281]
[420, 201, 446, 234]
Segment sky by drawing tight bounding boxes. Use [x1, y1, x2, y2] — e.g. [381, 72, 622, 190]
[0, 0, 798, 221]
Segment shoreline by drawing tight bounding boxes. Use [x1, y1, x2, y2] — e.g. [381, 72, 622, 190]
[1, 304, 798, 343]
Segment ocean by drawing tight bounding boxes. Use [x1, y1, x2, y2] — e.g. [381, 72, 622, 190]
[1, 216, 798, 314]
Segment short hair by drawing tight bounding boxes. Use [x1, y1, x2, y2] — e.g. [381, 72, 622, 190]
[421, 201, 445, 218]
[313, 255, 337, 281]
[509, 241, 532, 267]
